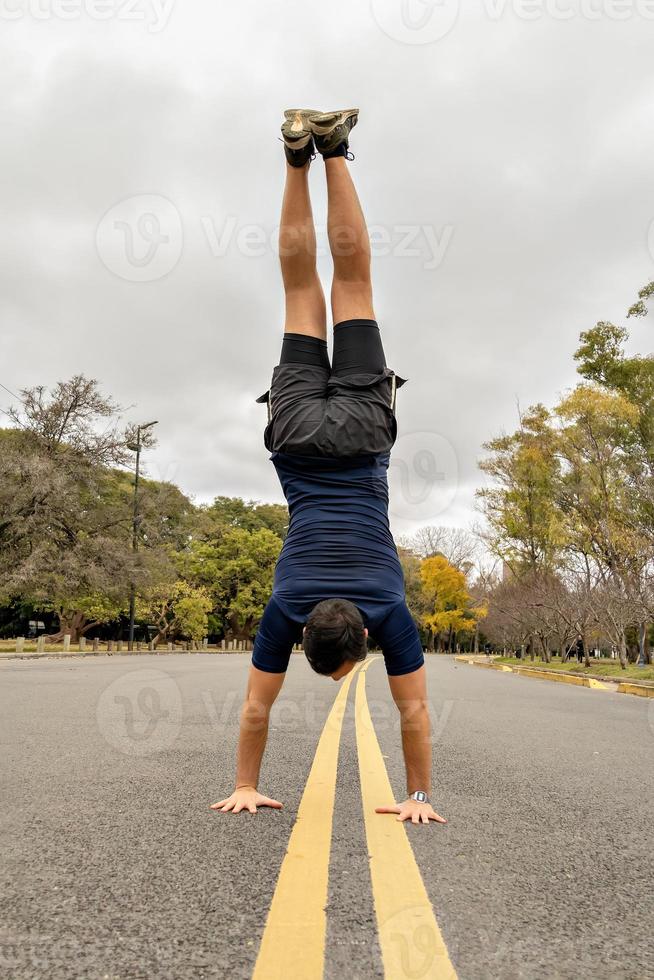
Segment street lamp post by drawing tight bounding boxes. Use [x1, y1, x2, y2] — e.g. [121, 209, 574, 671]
[127, 420, 158, 649]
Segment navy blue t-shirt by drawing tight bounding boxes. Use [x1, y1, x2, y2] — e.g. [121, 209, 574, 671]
[252, 451, 424, 676]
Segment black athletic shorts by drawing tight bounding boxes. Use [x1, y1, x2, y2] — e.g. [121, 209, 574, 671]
[256, 319, 406, 457]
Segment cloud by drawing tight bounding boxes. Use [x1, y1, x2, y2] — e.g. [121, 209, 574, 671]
[1, 5, 653, 537]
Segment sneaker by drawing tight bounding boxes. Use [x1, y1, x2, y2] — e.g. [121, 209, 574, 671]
[281, 109, 320, 168]
[309, 109, 359, 157]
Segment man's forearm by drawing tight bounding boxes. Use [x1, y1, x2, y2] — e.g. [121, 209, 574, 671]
[232, 667, 285, 789]
[235, 696, 271, 789]
[388, 668, 432, 796]
[399, 703, 432, 794]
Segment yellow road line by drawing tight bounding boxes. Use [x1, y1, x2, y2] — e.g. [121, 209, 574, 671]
[355, 658, 458, 980]
[252, 662, 362, 980]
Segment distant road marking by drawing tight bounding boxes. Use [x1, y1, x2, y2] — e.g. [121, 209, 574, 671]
[355, 658, 458, 979]
[252, 661, 363, 980]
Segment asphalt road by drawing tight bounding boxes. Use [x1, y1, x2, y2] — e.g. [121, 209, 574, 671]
[1, 653, 652, 980]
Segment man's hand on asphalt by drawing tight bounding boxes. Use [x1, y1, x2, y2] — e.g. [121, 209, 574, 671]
[375, 799, 447, 825]
[210, 787, 283, 814]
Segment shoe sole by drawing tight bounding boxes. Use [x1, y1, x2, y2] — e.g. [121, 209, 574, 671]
[309, 108, 358, 135]
[283, 108, 321, 135]
[281, 121, 313, 150]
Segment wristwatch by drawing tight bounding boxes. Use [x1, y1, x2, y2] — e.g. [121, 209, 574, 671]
[409, 791, 430, 804]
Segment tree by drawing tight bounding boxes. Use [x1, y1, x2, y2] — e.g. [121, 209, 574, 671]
[6, 374, 142, 466]
[478, 302, 654, 668]
[0, 376, 187, 640]
[397, 545, 429, 643]
[205, 496, 289, 540]
[187, 526, 282, 639]
[477, 404, 563, 576]
[405, 526, 479, 572]
[555, 385, 644, 667]
[136, 580, 213, 644]
[626, 280, 654, 319]
[420, 555, 486, 652]
[0, 431, 134, 639]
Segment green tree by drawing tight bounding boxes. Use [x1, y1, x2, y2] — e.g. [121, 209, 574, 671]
[555, 386, 644, 667]
[187, 526, 282, 639]
[0, 377, 194, 640]
[477, 404, 563, 575]
[205, 496, 288, 540]
[136, 580, 213, 644]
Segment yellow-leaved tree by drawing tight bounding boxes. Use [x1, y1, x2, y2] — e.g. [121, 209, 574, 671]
[420, 555, 487, 652]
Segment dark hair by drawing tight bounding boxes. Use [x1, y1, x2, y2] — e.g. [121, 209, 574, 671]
[303, 598, 367, 675]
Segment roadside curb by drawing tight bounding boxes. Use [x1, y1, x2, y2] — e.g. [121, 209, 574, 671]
[616, 682, 654, 699]
[0, 650, 253, 662]
[453, 656, 654, 698]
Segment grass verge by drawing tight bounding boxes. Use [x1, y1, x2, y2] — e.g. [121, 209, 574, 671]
[496, 656, 654, 684]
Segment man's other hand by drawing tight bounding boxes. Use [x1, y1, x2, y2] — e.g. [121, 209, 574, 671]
[375, 799, 447, 825]
[210, 787, 283, 814]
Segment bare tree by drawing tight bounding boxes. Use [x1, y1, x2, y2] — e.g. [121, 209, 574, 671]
[408, 526, 480, 571]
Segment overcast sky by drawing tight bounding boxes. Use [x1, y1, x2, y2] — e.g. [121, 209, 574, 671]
[2, 0, 654, 536]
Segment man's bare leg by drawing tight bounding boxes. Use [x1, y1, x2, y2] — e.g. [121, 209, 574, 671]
[279, 162, 326, 339]
[325, 156, 375, 325]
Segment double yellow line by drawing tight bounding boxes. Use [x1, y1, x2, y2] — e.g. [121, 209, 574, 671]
[252, 659, 457, 980]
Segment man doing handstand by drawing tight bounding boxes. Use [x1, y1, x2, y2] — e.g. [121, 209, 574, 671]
[212, 109, 446, 827]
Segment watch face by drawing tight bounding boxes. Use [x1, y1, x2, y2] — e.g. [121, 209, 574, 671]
[412, 791, 427, 803]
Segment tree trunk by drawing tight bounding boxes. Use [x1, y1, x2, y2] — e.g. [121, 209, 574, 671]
[582, 635, 590, 668]
[48, 610, 94, 643]
[618, 631, 628, 669]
